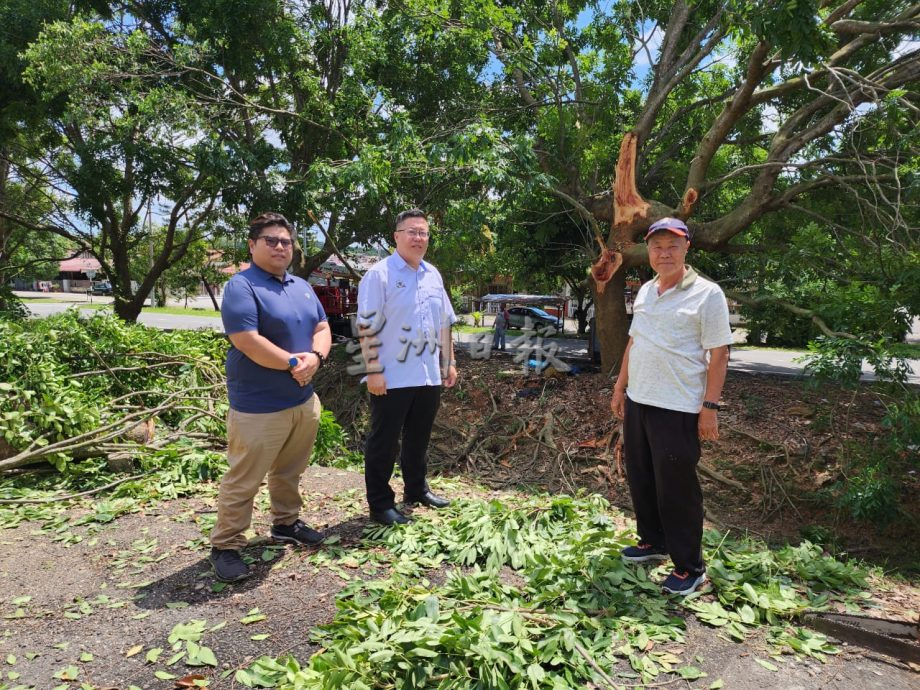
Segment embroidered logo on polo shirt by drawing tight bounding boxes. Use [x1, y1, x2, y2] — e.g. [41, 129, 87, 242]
[304, 291, 312, 299]
[395, 280, 406, 289]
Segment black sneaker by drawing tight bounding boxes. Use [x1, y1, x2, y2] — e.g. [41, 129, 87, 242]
[661, 569, 707, 595]
[210, 548, 250, 582]
[271, 519, 325, 546]
[621, 543, 669, 563]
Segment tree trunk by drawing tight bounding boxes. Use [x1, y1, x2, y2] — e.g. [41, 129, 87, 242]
[594, 270, 630, 375]
[114, 293, 144, 322]
[201, 274, 220, 311]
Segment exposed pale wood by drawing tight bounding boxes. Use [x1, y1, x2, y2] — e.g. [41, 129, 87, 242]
[612, 133, 650, 229]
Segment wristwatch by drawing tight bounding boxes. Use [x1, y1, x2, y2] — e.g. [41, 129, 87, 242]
[311, 350, 326, 368]
[287, 356, 299, 370]
[702, 400, 721, 411]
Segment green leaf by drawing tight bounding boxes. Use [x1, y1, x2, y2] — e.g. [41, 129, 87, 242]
[145, 648, 163, 663]
[755, 657, 779, 671]
[677, 666, 706, 680]
[527, 663, 546, 684]
[154, 670, 176, 680]
[710, 680, 725, 689]
[54, 665, 80, 680]
[240, 609, 267, 625]
[408, 645, 439, 658]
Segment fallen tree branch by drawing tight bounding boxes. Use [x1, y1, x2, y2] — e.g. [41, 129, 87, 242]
[698, 461, 744, 491]
[724, 290, 858, 340]
[0, 473, 146, 504]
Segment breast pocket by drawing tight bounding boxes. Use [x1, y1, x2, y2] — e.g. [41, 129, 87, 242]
[662, 307, 701, 346]
[421, 287, 445, 328]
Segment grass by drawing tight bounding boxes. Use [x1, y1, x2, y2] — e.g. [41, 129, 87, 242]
[146, 305, 220, 316]
[733, 344, 808, 353]
[454, 324, 491, 333]
[890, 342, 920, 360]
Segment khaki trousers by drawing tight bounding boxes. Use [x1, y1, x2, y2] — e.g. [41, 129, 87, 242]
[210, 394, 322, 551]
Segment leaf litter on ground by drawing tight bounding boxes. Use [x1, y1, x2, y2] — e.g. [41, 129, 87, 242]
[231, 493, 873, 688]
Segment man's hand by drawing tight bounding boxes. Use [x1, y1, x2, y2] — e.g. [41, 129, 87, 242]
[290, 352, 321, 387]
[611, 387, 626, 420]
[444, 364, 458, 388]
[698, 408, 719, 441]
[366, 372, 387, 396]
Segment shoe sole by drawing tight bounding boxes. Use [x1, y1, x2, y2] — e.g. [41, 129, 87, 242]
[370, 514, 412, 526]
[622, 553, 669, 563]
[662, 572, 707, 595]
[270, 533, 325, 546]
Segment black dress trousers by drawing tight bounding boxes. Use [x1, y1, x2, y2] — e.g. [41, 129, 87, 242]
[623, 395, 705, 576]
[364, 385, 441, 512]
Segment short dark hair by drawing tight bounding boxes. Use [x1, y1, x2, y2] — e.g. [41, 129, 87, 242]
[395, 208, 427, 229]
[248, 212, 293, 240]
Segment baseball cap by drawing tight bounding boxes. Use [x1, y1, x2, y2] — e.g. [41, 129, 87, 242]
[645, 217, 689, 241]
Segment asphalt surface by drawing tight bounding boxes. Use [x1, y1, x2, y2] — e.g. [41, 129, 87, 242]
[16, 293, 920, 384]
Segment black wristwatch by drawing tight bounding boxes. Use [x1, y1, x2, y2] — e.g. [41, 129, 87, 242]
[702, 400, 721, 411]
[311, 350, 326, 368]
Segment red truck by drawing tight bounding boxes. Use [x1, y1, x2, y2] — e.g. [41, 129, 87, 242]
[312, 281, 358, 337]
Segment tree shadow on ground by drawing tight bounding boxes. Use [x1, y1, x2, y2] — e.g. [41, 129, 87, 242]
[134, 515, 372, 609]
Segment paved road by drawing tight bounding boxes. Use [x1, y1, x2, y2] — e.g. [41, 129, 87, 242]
[18, 295, 920, 384]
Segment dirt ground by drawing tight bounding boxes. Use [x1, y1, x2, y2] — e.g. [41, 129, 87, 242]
[1, 354, 918, 689]
[417, 352, 920, 577]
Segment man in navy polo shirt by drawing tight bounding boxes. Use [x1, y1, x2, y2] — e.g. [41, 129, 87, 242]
[210, 212, 332, 583]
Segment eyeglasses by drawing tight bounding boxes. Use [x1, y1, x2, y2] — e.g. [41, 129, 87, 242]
[257, 235, 294, 249]
[397, 230, 430, 239]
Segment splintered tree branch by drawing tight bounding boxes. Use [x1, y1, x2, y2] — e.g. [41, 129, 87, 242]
[612, 133, 650, 230]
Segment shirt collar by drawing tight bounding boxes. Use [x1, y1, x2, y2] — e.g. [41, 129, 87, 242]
[249, 262, 294, 284]
[654, 265, 698, 292]
[390, 251, 429, 273]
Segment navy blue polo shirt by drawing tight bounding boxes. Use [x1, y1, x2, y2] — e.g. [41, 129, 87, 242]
[221, 264, 328, 413]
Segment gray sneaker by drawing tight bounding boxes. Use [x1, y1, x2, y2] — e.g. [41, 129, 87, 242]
[210, 548, 250, 582]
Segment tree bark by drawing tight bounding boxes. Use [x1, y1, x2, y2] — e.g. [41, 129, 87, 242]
[593, 270, 629, 375]
[201, 274, 220, 311]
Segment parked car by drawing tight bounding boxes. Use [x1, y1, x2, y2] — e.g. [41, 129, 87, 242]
[507, 306, 562, 331]
[90, 281, 113, 295]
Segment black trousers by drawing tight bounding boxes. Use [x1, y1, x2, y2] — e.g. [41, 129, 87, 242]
[623, 396, 705, 576]
[364, 385, 441, 512]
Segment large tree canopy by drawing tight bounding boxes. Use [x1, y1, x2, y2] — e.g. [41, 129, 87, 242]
[0, 0, 916, 354]
[378, 0, 920, 368]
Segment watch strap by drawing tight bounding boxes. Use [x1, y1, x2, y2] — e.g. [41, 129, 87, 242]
[702, 400, 721, 411]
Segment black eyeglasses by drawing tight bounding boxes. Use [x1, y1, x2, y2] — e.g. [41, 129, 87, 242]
[257, 235, 294, 249]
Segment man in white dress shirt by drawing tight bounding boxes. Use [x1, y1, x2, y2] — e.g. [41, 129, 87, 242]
[357, 209, 458, 525]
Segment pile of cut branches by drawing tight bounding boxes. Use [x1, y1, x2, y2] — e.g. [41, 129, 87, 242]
[0, 310, 228, 473]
